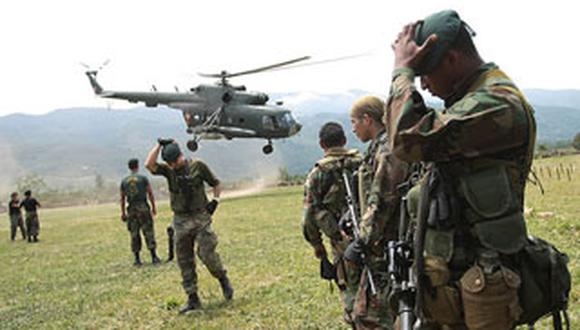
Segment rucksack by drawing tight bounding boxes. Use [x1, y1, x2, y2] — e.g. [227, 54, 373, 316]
[516, 235, 571, 329]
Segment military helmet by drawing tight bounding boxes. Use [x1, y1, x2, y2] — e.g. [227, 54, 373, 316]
[161, 143, 182, 163]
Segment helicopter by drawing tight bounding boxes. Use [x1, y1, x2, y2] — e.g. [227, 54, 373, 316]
[83, 57, 307, 154]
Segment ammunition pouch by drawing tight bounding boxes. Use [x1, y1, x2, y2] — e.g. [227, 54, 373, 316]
[422, 256, 462, 326]
[457, 165, 527, 254]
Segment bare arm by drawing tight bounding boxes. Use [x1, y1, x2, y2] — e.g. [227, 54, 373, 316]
[120, 190, 126, 221]
[145, 143, 162, 173]
[212, 183, 222, 200]
[147, 184, 156, 216]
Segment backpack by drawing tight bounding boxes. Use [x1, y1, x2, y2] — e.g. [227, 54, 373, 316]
[516, 235, 571, 329]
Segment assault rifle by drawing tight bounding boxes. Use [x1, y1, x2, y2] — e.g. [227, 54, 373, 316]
[386, 177, 418, 330]
[341, 170, 377, 296]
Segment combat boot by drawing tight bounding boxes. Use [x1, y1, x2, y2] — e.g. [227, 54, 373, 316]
[27, 236, 32, 243]
[150, 249, 161, 264]
[33, 236, 38, 242]
[179, 292, 201, 314]
[133, 252, 142, 266]
[219, 275, 234, 300]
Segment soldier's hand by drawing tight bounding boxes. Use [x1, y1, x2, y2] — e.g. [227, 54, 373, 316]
[313, 244, 327, 259]
[121, 214, 128, 222]
[206, 199, 219, 215]
[344, 238, 364, 265]
[157, 138, 175, 146]
[392, 21, 438, 70]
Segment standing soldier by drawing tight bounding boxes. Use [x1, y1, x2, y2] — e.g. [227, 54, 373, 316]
[8, 192, 26, 241]
[387, 10, 536, 329]
[302, 122, 362, 326]
[120, 158, 161, 266]
[145, 138, 233, 314]
[346, 96, 409, 330]
[20, 190, 41, 243]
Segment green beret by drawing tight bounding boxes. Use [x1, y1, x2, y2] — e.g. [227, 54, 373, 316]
[161, 143, 182, 162]
[414, 9, 463, 75]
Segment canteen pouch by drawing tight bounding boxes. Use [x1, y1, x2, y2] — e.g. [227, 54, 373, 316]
[460, 265, 522, 329]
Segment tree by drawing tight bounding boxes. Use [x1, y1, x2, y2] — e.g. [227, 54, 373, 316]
[95, 174, 105, 190]
[573, 132, 580, 151]
[278, 166, 291, 183]
[16, 173, 47, 194]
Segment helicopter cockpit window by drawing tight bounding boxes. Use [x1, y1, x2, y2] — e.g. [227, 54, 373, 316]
[263, 116, 279, 130]
[280, 113, 294, 127]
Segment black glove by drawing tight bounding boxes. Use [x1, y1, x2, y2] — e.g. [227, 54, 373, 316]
[320, 256, 337, 281]
[206, 199, 219, 215]
[344, 238, 365, 265]
[157, 138, 175, 146]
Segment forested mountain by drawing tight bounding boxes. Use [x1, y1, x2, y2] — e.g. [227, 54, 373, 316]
[0, 89, 578, 191]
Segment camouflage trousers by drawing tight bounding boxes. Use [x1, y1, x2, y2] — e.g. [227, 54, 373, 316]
[174, 212, 227, 295]
[330, 238, 359, 324]
[25, 212, 39, 237]
[127, 207, 156, 253]
[9, 214, 26, 240]
[351, 257, 394, 330]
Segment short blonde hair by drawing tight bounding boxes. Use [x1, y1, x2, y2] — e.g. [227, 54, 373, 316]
[350, 96, 385, 123]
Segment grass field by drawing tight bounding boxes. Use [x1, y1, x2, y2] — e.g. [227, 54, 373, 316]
[0, 155, 578, 329]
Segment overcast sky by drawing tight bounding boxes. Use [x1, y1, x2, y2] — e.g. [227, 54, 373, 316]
[0, 0, 578, 116]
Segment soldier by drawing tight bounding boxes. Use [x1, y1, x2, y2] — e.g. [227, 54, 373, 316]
[8, 192, 26, 241]
[345, 96, 409, 330]
[120, 158, 161, 266]
[145, 139, 233, 314]
[302, 122, 362, 326]
[20, 190, 41, 243]
[387, 10, 536, 329]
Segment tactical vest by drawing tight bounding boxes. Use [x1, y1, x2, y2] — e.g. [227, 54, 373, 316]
[167, 160, 210, 215]
[421, 68, 536, 263]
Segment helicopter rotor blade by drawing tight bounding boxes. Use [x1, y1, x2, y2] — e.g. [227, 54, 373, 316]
[198, 56, 311, 79]
[98, 59, 111, 71]
[79, 62, 91, 70]
[267, 51, 373, 73]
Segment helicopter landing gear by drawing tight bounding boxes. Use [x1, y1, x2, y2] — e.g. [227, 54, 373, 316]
[262, 141, 273, 155]
[187, 140, 199, 152]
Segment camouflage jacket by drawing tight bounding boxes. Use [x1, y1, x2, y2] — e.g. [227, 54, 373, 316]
[152, 159, 220, 215]
[358, 130, 409, 245]
[302, 147, 361, 248]
[385, 62, 536, 254]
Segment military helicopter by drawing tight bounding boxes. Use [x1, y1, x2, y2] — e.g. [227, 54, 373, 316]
[83, 57, 306, 154]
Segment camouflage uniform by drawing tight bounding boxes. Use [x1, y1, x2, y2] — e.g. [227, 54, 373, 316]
[8, 199, 26, 240]
[302, 147, 362, 322]
[120, 174, 156, 253]
[386, 62, 535, 329]
[20, 197, 40, 239]
[352, 129, 408, 330]
[152, 159, 227, 296]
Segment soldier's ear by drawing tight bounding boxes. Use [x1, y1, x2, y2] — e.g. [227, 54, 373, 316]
[319, 139, 327, 150]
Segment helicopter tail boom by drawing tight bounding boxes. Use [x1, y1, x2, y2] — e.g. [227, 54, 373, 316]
[85, 71, 103, 95]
